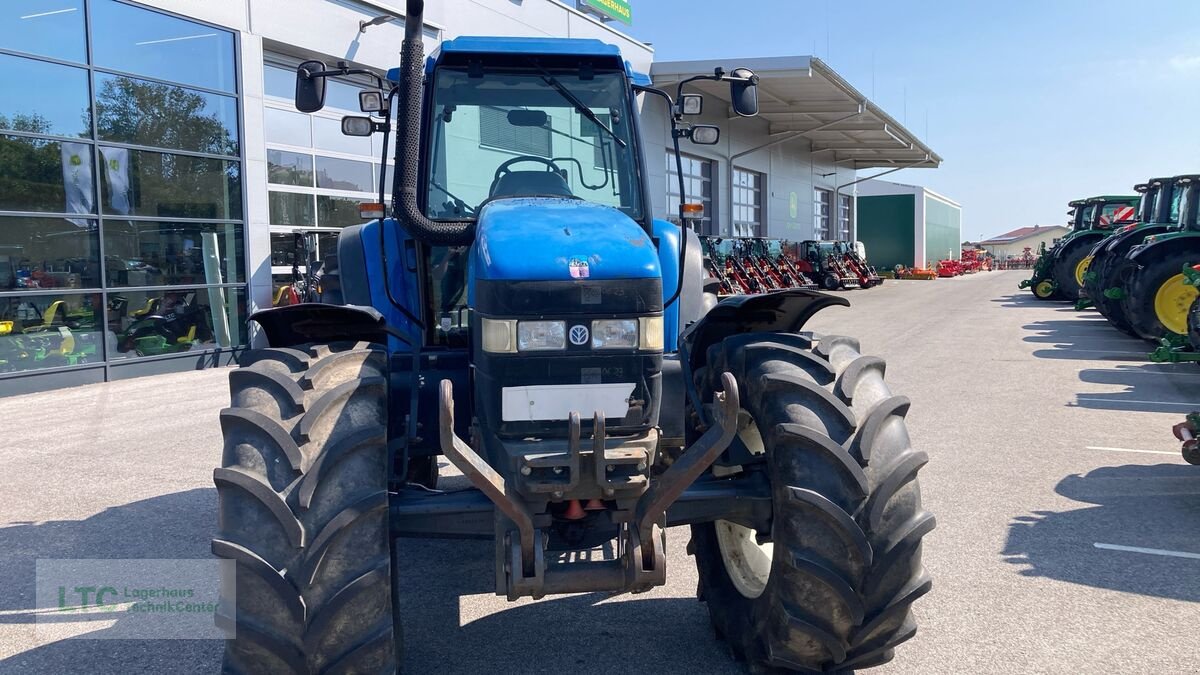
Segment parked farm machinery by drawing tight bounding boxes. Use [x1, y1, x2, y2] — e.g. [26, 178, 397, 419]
[212, 5, 933, 673]
[1020, 195, 1140, 300]
[699, 237, 881, 295]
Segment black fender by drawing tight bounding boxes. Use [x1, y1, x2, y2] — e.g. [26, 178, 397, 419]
[680, 289, 849, 372]
[1127, 232, 1200, 267]
[249, 303, 388, 349]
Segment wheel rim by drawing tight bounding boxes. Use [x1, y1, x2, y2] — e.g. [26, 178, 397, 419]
[1153, 273, 1198, 335]
[1034, 280, 1055, 298]
[716, 415, 773, 599]
[1074, 255, 1093, 286]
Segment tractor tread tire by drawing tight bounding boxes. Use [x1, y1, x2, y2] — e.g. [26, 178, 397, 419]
[691, 332, 933, 673]
[1051, 236, 1100, 301]
[215, 341, 398, 675]
[1125, 253, 1198, 342]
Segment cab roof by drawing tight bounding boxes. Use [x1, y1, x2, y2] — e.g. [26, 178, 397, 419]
[1084, 195, 1139, 204]
[391, 36, 649, 86]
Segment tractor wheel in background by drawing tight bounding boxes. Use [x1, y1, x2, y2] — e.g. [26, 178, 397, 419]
[1051, 239, 1096, 301]
[1032, 278, 1059, 301]
[822, 273, 840, 291]
[690, 332, 934, 672]
[1090, 258, 1140, 337]
[1126, 253, 1200, 341]
[214, 342, 399, 673]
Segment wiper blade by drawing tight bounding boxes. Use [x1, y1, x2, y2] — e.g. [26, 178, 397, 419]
[538, 70, 626, 149]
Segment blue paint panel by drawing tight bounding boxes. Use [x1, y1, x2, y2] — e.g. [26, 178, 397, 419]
[473, 199, 660, 282]
[358, 217, 421, 352]
[653, 219, 681, 353]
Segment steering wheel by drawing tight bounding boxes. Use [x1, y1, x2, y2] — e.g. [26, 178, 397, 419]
[489, 156, 565, 194]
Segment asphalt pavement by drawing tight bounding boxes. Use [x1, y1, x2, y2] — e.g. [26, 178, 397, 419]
[1, 270, 1197, 674]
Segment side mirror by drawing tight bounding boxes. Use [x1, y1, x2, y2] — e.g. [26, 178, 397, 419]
[728, 67, 759, 117]
[295, 60, 328, 113]
[690, 125, 720, 145]
[359, 90, 387, 113]
[679, 94, 703, 116]
[341, 116, 374, 137]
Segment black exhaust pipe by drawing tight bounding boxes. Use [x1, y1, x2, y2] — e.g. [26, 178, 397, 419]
[395, 0, 474, 245]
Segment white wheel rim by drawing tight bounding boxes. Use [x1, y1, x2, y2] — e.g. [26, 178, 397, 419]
[716, 415, 773, 599]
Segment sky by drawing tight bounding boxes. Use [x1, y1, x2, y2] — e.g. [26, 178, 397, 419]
[615, 0, 1200, 240]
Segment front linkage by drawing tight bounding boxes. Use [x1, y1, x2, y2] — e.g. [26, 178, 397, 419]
[432, 376, 740, 599]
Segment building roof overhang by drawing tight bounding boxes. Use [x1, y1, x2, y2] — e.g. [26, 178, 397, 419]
[650, 56, 942, 170]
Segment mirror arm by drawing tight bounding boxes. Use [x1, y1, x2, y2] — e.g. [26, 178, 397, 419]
[302, 62, 387, 90]
[633, 83, 690, 310]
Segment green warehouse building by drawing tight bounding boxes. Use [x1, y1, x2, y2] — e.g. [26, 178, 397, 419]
[856, 179, 961, 269]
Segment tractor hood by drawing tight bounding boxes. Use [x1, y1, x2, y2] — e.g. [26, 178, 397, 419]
[472, 198, 660, 281]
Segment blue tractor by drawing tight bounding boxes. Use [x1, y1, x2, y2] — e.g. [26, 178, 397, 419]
[213, 2, 933, 672]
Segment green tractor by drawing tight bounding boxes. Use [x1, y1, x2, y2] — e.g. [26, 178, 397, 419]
[1020, 195, 1140, 300]
[1120, 176, 1200, 342]
[1085, 176, 1184, 334]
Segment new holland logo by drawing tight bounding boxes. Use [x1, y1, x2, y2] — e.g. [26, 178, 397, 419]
[569, 324, 590, 346]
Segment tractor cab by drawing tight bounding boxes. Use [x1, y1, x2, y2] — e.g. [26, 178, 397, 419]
[1081, 195, 1140, 232]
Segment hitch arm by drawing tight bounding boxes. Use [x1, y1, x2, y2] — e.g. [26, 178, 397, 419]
[635, 371, 739, 556]
[439, 380, 537, 573]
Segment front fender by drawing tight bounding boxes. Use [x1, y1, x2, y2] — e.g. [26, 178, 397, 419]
[680, 289, 849, 371]
[249, 304, 389, 349]
[1127, 232, 1200, 266]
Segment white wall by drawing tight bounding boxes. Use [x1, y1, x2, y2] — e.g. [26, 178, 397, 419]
[639, 91, 856, 239]
[983, 227, 1068, 260]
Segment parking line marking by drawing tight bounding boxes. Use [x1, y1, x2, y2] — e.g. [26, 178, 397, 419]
[1086, 445, 1178, 456]
[1094, 543, 1200, 560]
[1076, 397, 1196, 407]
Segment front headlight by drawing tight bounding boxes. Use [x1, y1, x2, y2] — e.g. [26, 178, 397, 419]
[518, 321, 566, 351]
[639, 316, 664, 351]
[592, 319, 638, 349]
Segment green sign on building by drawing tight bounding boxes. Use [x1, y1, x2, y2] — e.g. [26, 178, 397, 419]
[582, 0, 632, 25]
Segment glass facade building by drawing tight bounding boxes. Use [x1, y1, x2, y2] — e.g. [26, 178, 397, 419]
[0, 0, 244, 390]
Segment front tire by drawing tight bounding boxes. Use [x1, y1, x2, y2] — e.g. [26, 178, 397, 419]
[822, 273, 840, 291]
[214, 342, 399, 674]
[691, 332, 934, 672]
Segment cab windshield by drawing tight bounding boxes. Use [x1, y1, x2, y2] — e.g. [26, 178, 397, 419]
[425, 67, 643, 220]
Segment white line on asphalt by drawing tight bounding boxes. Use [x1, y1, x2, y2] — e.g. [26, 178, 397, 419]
[1094, 543, 1200, 560]
[1076, 397, 1196, 407]
[1086, 445, 1178, 456]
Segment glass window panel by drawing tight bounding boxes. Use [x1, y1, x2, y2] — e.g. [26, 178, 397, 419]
[103, 220, 244, 287]
[0, 216, 100, 291]
[326, 79, 366, 113]
[316, 156, 373, 192]
[317, 195, 363, 228]
[312, 116, 371, 155]
[271, 232, 298, 267]
[269, 191, 315, 226]
[264, 108, 311, 147]
[99, 148, 241, 219]
[0, 1, 86, 63]
[0, 54, 91, 138]
[264, 63, 294, 99]
[108, 286, 246, 358]
[268, 150, 313, 186]
[95, 72, 239, 156]
[0, 135, 95, 214]
[91, 0, 236, 93]
[0, 291, 104, 372]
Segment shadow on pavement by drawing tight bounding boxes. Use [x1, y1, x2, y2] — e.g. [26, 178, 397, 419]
[1070, 364, 1199, 414]
[1003, 464, 1200, 602]
[0, 489, 220, 674]
[1020, 319, 1152, 362]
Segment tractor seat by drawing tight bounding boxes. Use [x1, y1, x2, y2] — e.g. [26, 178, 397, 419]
[490, 171, 573, 199]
